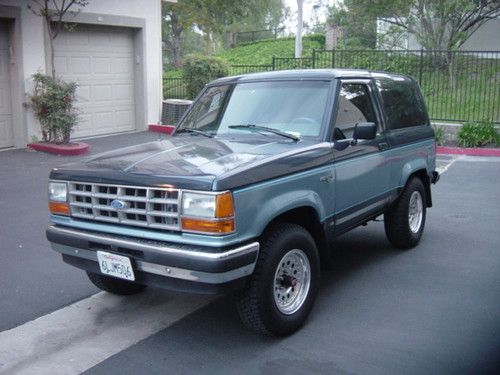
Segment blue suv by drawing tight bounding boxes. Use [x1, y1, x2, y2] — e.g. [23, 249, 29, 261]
[46, 69, 439, 336]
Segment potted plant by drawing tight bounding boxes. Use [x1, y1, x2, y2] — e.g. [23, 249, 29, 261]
[28, 73, 88, 155]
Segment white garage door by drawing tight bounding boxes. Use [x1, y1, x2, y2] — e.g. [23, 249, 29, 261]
[0, 22, 13, 148]
[54, 24, 136, 138]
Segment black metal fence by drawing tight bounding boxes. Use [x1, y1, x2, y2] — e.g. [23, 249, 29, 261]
[162, 78, 187, 100]
[228, 64, 273, 75]
[163, 49, 500, 124]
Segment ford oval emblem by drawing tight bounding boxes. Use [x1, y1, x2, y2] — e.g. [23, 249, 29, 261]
[110, 199, 127, 210]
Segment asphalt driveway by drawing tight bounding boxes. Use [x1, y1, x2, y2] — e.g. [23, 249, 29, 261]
[0, 133, 499, 374]
[0, 131, 167, 331]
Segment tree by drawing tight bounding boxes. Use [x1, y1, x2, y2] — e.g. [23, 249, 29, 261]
[327, 1, 377, 48]
[162, 2, 194, 69]
[28, 0, 89, 77]
[226, 0, 284, 33]
[163, 0, 286, 67]
[340, 0, 500, 51]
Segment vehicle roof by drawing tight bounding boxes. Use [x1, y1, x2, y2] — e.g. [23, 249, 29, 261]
[210, 69, 414, 85]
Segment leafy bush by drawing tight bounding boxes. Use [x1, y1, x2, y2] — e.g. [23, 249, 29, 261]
[457, 120, 499, 148]
[183, 54, 229, 98]
[28, 73, 78, 144]
[432, 125, 444, 146]
[217, 38, 324, 65]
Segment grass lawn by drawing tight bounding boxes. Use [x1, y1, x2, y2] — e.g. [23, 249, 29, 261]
[163, 42, 499, 123]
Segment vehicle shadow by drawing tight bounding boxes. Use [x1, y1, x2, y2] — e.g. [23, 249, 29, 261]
[88, 223, 400, 375]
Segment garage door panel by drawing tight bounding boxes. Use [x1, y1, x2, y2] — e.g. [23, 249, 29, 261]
[112, 57, 133, 74]
[55, 25, 136, 137]
[113, 84, 134, 101]
[94, 57, 112, 74]
[70, 57, 91, 75]
[114, 110, 134, 129]
[94, 84, 113, 102]
[54, 56, 69, 75]
[76, 85, 91, 103]
[0, 117, 13, 148]
[0, 87, 12, 114]
[0, 24, 13, 148]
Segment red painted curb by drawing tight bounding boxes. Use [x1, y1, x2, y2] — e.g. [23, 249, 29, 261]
[148, 124, 175, 135]
[27, 142, 89, 156]
[437, 146, 500, 157]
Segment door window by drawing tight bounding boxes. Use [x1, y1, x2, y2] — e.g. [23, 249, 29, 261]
[334, 83, 378, 140]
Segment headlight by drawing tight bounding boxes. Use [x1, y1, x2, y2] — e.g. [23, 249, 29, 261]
[181, 191, 235, 234]
[48, 182, 67, 202]
[48, 181, 69, 216]
[182, 192, 216, 218]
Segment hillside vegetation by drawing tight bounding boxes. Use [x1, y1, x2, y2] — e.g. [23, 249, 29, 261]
[216, 36, 324, 65]
[164, 36, 324, 78]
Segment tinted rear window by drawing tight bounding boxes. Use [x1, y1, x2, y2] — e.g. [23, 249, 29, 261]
[375, 77, 428, 130]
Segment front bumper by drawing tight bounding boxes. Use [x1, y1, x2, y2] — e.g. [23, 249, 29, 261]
[46, 225, 259, 294]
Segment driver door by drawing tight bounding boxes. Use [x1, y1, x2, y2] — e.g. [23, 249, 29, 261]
[332, 79, 391, 233]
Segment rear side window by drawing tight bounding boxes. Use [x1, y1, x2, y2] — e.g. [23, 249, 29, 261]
[375, 77, 428, 130]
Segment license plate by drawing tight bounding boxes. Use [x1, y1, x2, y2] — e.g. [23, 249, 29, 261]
[96, 251, 135, 281]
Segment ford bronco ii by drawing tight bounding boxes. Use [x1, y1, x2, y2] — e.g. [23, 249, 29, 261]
[46, 69, 439, 336]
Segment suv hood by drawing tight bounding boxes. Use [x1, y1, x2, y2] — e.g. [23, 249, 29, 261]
[50, 135, 333, 190]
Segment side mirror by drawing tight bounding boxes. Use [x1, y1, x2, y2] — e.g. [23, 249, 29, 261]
[352, 122, 377, 141]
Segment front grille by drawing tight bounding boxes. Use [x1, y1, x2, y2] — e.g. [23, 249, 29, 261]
[68, 182, 180, 231]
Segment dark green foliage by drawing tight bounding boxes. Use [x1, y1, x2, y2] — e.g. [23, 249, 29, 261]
[457, 120, 499, 148]
[28, 73, 78, 144]
[432, 126, 444, 146]
[327, 1, 377, 49]
[303, 34, 325, 47]
[217, 36, 324, 65]
[182, 55, 229, 98]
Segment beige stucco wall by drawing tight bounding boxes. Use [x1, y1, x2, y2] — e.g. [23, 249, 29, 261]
[0, 0, 173, 146]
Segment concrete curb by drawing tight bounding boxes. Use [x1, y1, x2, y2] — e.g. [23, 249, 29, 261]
[27, 142, 89, 156]
[437, 146, 500, 157]
[148, 124, 175, 135]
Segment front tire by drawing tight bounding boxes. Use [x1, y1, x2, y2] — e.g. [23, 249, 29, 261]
[384, 177, 427, 249]
[236, 223, 320, 336]
[86, 271, 146, 295]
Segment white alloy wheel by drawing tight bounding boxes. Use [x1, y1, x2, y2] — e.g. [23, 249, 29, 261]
[408, 191, 423, 233]
[273, 249, 311, 315]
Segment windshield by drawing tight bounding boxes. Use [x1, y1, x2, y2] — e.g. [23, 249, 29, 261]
[176, 80, 331, 139]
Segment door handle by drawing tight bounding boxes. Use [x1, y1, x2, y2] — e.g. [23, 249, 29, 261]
[378, 142, 389, 151]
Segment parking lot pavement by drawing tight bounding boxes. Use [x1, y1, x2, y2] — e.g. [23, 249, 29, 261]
[0, 131, 167, 332]
[1, 142, 499, 374]
[85, 155, 499, 375]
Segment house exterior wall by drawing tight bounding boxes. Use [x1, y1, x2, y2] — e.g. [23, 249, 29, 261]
[0, 0, 173, 147]
[378, 17, 500, 52]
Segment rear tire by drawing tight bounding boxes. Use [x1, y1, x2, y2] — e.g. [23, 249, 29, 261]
[86, 271, 146, 295]
[236, 223, 320, 336]
[384, 177, 426, 249]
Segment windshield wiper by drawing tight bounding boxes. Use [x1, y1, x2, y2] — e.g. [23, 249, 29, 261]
[228, 124, 300, 141]
[175, 128, 213, 138]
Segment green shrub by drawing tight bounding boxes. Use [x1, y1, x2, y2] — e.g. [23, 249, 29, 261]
[457, 120, 499, 148]
[183, 54, 229, 98]
[28, 73, 78, 144]
[304, 34, 325, 48]
[432, 125, 445, 146]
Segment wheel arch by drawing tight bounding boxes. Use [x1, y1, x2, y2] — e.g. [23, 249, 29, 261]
[262, 206, 329, 268]
[403, 168, 432, 207]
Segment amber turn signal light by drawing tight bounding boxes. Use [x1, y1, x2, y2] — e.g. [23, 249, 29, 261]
[49, 201, 70, 216]
[215, 192, 234, 218]
[181, 218, 235, 234]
